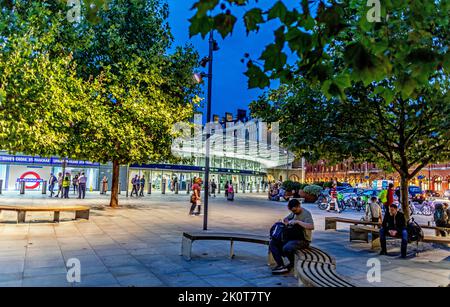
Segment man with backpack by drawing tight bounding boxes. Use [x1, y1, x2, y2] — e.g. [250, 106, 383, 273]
[379, 203, 408, 258]
[269, 199, 314, 274]
[365, 196, 383, 223]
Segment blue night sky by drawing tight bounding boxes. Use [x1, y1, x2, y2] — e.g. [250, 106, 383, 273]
[166, 0, 285, 119]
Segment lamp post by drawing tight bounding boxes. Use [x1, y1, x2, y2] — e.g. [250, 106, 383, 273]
[193, 31, 219, 231]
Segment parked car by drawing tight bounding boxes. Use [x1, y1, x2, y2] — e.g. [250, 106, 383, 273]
[395, 186, 423, 198]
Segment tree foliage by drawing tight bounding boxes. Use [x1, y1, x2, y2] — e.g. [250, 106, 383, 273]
[0, 0, 201, 207]
[189, 0, 450, 95]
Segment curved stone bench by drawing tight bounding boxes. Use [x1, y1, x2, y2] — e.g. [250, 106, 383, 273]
[295, 247, 355, 287]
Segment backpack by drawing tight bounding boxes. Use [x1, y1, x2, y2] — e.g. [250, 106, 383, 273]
[269, 222, 285, 242]
[282, 223, 306, 242]
[434, 204, 446, 223]
[407, 218, 424, 243]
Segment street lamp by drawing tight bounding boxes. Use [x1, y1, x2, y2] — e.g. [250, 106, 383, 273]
[193, 31, 219, 231]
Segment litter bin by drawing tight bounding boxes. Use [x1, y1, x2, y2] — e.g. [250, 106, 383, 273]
[161, 179, 166, 194]
[20, 181, 25, 194]
[42, 181, 47, 194]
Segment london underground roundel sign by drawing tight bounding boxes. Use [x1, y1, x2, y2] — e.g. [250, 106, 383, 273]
[19, 171, 42, 190]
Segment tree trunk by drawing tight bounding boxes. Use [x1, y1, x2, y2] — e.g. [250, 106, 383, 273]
[110, 160, 120, 208]
[400, 175, 410, 221]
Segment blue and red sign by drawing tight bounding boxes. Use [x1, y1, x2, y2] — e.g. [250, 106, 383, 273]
[17, 171, 44, 189]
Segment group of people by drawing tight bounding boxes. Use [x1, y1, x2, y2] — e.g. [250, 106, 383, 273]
[224, 181, 234, 201]
[130, 175, 146, 197]
[268, 181, 300, 202]
[48, 172, 88, 199]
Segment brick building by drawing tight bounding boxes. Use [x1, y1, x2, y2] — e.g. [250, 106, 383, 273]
[302, 160, 450, 193]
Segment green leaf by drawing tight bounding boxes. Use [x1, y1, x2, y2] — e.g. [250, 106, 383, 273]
[191, 0, 219, 15]
[259, 44, 287, 72]
[189, 15, 212, 38]
[243, 8, 264, 34]
[334, 73, 351, 90]
[285, 27, 312, 55]
[245, 62, 270, 89]
[268, 1, 288, 21]
[213, 13, 237, 39]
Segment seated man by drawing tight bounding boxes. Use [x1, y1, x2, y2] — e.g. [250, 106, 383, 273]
[277, 187, 286, 200]
[379, 203, 408, 258]
[269, 199, 315, 274]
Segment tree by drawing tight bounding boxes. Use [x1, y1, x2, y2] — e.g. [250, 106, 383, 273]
[1, 0, 201, 208]
[189, 1, 449, 93]
[0, 0, 90, 157]
[72, 0, 200, 207]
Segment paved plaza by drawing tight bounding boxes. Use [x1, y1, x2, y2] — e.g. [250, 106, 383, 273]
[0, 191, 448, 287]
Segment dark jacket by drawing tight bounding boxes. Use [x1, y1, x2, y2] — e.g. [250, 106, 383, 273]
[382, 211, 406, 233]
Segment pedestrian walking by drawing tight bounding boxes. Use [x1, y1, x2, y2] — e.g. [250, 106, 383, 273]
[101, 176, 108, 195]
[224, 181, 229, 198]
[72, 174, 79, 195]
[131, 175, 139, 197]
[211, 180, 217, 197]
[139, 176, 145, 197]
[78, 172, 87, 199]
[326, 183, 341, 213]
[63, 176, 70, 199]
[48, 173, 57, 197]
[55, 172, 64, 198]
[227, 184, 234, 201]
[189, 178, 202, 216]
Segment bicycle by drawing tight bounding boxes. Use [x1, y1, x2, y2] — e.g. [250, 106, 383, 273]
[411, 200, 435, 216]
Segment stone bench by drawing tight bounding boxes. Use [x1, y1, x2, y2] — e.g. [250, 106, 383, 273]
[294, 247, 355, 287]
[325, 216, 380, 230]
[181, 232, 274, 265]
[0, 205, 90, 223]
[350, 225, 450, 249]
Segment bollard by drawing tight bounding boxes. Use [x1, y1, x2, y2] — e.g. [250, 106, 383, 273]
[20, 181, 25, 194]
[161, 179, 166, 194]
[42, 181, 47, 194]
[0, 179, 3, 194]
[175, 182, 179, 194]
[147, 181, 152, 194]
